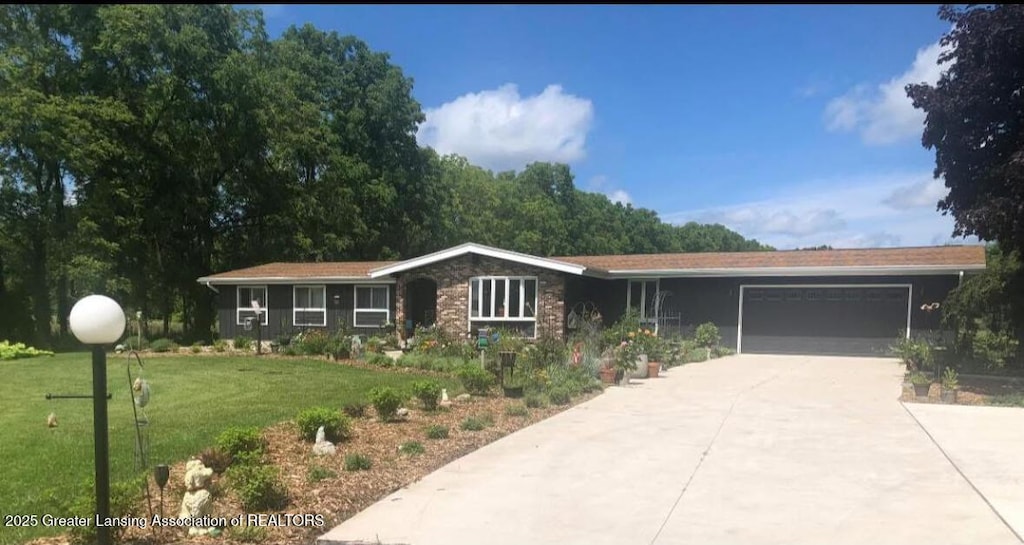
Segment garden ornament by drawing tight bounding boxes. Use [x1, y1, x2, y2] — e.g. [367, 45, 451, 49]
[312, 425, 336, 456]
[179, 459, 216, 536]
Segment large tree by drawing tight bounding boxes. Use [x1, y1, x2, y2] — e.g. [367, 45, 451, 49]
[907, 4, 1024, 253]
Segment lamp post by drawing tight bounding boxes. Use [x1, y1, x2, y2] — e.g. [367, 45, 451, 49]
[69, 295, 126, 545]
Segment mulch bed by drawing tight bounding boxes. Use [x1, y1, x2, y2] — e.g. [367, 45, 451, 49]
[899, 374, 1024, 405]
[27, 381, 600, 545]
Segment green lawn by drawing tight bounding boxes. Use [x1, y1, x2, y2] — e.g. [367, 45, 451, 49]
[0, 352, 458, 545]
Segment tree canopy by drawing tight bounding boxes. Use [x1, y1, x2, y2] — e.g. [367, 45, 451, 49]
[0, 5, 768, 346]
[907, 4, 1024, 253]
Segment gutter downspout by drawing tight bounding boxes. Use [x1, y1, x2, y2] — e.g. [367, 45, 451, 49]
[203, 281, 219, 294]
[958, 270, 964, 287]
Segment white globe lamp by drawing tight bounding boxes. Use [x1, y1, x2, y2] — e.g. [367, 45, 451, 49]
[69, 295, 126, 345]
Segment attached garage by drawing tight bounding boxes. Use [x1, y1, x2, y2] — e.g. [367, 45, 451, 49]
[738, 285, 911, 357]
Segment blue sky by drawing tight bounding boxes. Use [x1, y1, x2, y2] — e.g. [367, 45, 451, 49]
[250, 4, 969, 250]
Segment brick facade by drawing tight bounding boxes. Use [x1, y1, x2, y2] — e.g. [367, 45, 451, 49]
[395, 255, 565, 341]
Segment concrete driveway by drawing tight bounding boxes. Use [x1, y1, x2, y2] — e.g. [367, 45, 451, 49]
[319, 355, 1024, 545]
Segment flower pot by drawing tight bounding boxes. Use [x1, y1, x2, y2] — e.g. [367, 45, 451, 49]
[599, 367, 617, 385]
[647, 361, 660, 378]
[912, 382, 931, 397]
[630, 354, 649, 379]
[941, 389, 957, 404]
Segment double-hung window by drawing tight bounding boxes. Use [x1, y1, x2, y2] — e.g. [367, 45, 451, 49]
[236, 286, 268, 326]
[293, 285, 327, 327]
[354, 285, 390, 327]
[469, 277, 538, 337]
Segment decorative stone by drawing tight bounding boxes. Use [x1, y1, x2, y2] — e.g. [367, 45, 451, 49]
[396, 407, 410, 418]
[179, 459, 216, 536]
[313, 425, 336, 456]
[455, 393, 471, 403]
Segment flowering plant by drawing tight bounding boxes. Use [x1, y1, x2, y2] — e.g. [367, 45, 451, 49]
[613, 340, 641, 373]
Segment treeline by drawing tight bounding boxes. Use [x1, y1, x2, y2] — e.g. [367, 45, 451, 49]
[0, 5, 768, 347]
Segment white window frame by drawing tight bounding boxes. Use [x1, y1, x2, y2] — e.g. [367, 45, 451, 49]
[468, 276, 539, 337]
[236, 285, 268, 326]
[626, 279, 661, 331]
[293, 285, 327, 327]
[354, 285, 390, 328]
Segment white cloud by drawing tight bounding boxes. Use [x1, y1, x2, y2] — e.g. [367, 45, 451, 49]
[882, 177, 948, 209]
[587, 175, 631, 205]
[417, 84, 594, 172]
[663, 172, 975, 249]
[825, 42, 950, 145]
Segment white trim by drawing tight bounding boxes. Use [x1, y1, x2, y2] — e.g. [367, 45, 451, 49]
[199, 277, 394, 285]
[353, 285, 390, 328]
[368, 242, 586, 278]
[736, 283, 913, 354]
[292, 285, 327, 327]
[468, 276, 539, 338]
[236, 285, 268, 326]
[604, 264, 985, 278]
[625, 279, 661, 333]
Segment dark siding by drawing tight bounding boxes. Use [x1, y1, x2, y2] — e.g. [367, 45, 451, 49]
[215, 283, 396, 339]
[564, 276, 627, 331]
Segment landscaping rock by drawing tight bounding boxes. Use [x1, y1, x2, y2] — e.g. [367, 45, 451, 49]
[456, 393, 471, 403]
[312, 425, 336, 456]
[396, 407, 410, 418]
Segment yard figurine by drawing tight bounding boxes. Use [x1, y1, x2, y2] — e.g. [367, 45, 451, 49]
[179, 459, 217, 536]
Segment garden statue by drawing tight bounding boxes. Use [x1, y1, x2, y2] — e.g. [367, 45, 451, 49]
[179, 459, 217, 536]
[312, 425, 336, 456]
[439, 388, 451, 408]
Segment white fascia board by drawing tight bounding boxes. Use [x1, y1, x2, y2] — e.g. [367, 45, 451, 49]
[604, 264, 986, 278]
[196, 277, 395, 285]
[368, 242, 586, 278]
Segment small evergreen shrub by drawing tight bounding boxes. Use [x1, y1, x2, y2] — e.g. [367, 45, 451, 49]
[547, 387, 571, 406]
[216, 426, 266, 462]
[369, 386, 403, 421]
[150, 338, 177, 353]
[411, 380, 442, 410]
[296, 407, 350, 443]
[227, 464, 288, 511]
[190, 342, 203, 354]
[344, 453, 372, 471]
[460, 413, 493, 431]
[457, 364, 495, 395]
[307, 465, 337, 483]
[213, 339, 228, 352]
[524, 393, 546, 408]
[425, 424, 449, 439]
[505, 403, 529, 417]
[233, 335, 253, 351]
[398, 441, 425, 455]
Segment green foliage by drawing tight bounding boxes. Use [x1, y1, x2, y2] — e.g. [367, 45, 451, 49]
[227, 524, 268, 543]
[296, 330, 332, 356]
[296, 407, 351, 443]
[989, 393, 1024, 407]
[524, 393, 546, 408]
[216, 426, 267, 462]
[524, 334, 569, 368]
[908, 372, 932, 386]
[150, 338, 177, 353]
[66, 475, 145, 545]
[941, 367, 960, 390]
[694, 323, 721, 348]
[425, 424, 449, 439]
[344, 453, 372, 471]
[307, 465, 337, 483]
[342, 401, 368, 418]
[602, 309, 643, 350]
[0, 341, 54, 360]
[411, 380, 442, 410]
[712, 346, 735, 358]
[213, 339, 228, 352]
[234, 336, 253, 351]
[369, 386, 404, 421]
[365, 352, 395, 367]
[227, 463, 288, 511]
[397, 352, 467, 372]
[460, 415, 491, 431]
[190, 342, 203, 354]
[398, 441, 425, 455]
[972, 324, 1020, 370]
[891, 336, 934, 372]
[505, 403, 529, 417]
[457, 364, 496, 395]
[547, 387, 571, 406]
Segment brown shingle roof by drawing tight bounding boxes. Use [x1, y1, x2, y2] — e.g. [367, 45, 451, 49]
[199, 245, 986, 282]
[556, 245, 986, 272]
[201, 261, 396, 281]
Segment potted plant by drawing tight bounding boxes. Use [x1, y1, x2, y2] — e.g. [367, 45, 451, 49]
[940, 367, 959, 404]
[908, 371, 932, 398]
[646, 335, 666, 378]
[694, 322, 720, 360]
[614, 341, 640, 385]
